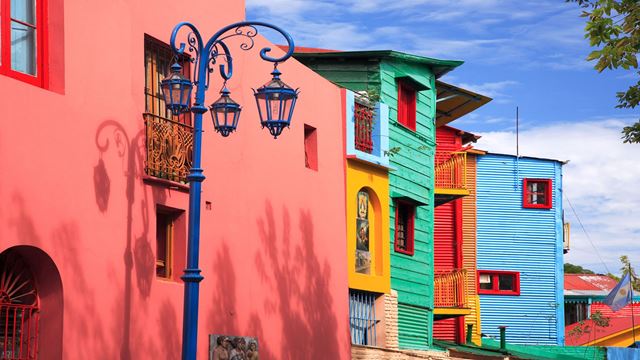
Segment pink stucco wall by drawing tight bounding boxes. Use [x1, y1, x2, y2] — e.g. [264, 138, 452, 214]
[0, 0, 350, 359]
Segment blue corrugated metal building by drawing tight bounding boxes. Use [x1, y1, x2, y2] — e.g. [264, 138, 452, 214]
[476, 153, 565, 345]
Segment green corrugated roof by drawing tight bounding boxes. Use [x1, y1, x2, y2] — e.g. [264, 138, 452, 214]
[291, 50, 463, 78]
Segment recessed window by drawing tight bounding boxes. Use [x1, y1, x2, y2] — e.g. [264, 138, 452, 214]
[397, 80, 416, 131]
[156, 207, 185, 280]
[523, 178, 552, 209]
[478, 271, 520, 295]
[1, 0, 46, 86]
[304, 124, 318, 170]
[394, 201, 415, 255]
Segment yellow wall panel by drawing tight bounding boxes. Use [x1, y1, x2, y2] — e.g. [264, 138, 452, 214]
[347, 159, 391, 293]
[462, 154, 481, 344]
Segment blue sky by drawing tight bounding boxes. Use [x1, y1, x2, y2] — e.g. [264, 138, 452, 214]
[246, 0, 640, 275]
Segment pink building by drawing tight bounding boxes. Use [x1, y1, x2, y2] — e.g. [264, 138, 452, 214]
[0, 0, 350, 359]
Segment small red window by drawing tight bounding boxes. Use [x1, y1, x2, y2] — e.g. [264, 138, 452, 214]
[397, 80, 416, 131]
[0, 0, 47, 86]
[394, 201, 415, 255]
[523, 179, 552, 209]
[478, 270, 520, 295]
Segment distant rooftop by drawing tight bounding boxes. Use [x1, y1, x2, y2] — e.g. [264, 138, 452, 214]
[280, 45, 463, 78]
[475, 151, 569, 165]
[564, 273, 618, 297]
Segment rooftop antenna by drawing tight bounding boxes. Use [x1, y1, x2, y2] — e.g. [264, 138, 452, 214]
[515, 106, 520, 191]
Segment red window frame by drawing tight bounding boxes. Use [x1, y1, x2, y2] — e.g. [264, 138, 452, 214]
[523, 178, 552, 209]
[0, 0, 48, 87]
[397, 79, 416, 131]
[394, 201, 415, 255]
[477, 270, 520, 296]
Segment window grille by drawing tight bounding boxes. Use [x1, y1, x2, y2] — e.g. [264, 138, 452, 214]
[144, 35, 192, 126]
[354, 101, 374, 153]
[1, 303, 39, 359]
[349, 290, 378, 346]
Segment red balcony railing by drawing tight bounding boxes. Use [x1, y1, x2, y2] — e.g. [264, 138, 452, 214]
[434, 269, 468, 308]
[1, 303, 39, 360]
[354, 101, 374, 153]
[435, 151, 467, 191]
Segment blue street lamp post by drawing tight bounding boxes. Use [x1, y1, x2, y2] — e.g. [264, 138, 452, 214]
[160, 21, 299, 360]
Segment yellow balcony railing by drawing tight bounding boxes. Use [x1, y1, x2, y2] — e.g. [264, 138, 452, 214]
[144, 113, 193, 183]
[434, 269, 468, 308]
[435, 151, 467, 191]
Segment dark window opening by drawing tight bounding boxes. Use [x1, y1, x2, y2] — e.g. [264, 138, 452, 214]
[304, 124, 318, 170]
[394, 201, 415, 255]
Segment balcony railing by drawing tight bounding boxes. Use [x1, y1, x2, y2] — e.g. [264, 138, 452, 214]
[434, 269, 468, 308]
[354, 99, 374, 154]
[144, 113, 194, 184]
[435, 151, 467, 191]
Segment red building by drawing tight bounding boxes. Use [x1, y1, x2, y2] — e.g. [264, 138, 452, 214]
[432, 126, 479, 343]
[0, 1, 351, 359]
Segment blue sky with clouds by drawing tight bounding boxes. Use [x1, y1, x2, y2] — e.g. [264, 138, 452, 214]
[246, 0, 640, 275]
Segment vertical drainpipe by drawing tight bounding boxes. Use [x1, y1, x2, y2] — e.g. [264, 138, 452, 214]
[555, 163, 565, 345]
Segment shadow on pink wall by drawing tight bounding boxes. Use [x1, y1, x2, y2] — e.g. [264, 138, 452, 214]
[94, 119, 179, 359]
[205, 200, 342, 359]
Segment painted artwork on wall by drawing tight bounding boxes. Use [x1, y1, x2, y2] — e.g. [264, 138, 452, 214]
[356, 190, 371, 274]
[209, 334, 259, 360]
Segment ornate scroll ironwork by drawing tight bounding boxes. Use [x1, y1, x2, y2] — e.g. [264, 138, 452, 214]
[144, 113, 194, 183]
[169, 21, 295, 93]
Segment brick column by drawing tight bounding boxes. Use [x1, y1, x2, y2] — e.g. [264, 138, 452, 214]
[384, 290, 399, 350]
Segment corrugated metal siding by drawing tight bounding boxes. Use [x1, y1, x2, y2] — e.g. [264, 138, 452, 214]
[398, 303, 431, 350]
[434, 201, 456, 272]
[436, 126, 461, 151]
[463, 154, 480, 344]
[433, 317, 458, 341]
[477, 154, 563, 345]
[381, 59, 436, 349]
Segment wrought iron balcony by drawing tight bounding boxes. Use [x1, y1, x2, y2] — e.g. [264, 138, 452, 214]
[144, 113, 193, 184]
[434, 151, 469, 206]
[434, 269, 468, 312]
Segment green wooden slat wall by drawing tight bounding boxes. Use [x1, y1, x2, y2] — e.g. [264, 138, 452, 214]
[380, 59, 437, 349]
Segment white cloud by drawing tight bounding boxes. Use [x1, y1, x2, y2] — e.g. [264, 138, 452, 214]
[455, 80, 518, 104]
[476, 119, 640, 275]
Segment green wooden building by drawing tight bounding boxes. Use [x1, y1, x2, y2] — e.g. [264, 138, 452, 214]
[292, 50, 462, 349]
